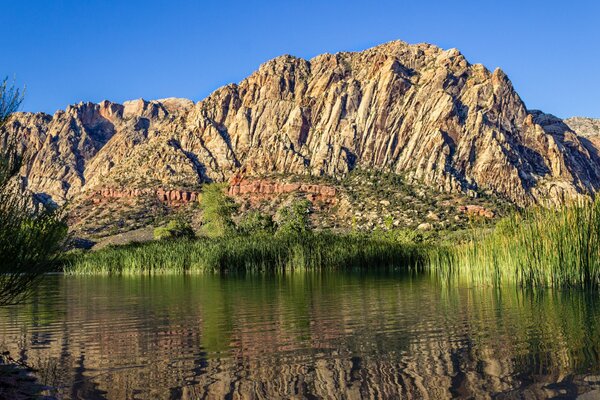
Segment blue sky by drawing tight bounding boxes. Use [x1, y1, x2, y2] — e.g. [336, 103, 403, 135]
[3, 0, 599, 118]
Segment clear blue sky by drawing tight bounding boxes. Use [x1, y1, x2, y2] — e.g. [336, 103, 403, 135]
[3, 0, 599, 118]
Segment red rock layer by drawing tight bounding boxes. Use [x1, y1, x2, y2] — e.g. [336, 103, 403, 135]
[228, 178, 337, 203]
[457, 205, 495, 218]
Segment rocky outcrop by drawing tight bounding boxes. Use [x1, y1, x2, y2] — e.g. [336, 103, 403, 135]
[88, 180, 336, 206]
[3, 41, 600, 207]
[564, 117, 600, 160]
[228, 177, 337, 203]
[155, 188, 199, 203]
[457, 204, 495, 219]
[89, 187, 200, 205]
[565, 117, 600, 139]
[94, 188, 149, 200]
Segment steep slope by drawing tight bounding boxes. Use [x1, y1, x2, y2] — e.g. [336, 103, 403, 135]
[2, 40, 600, 207]
[565, 117, 600, 138]
[565, 117, 600, 155]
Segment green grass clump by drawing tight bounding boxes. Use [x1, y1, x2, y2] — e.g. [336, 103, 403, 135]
[66, 232, 429, 275]
[429, 198, 600, 288]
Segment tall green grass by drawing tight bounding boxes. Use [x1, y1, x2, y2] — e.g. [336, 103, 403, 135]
[66, 233, 428, 275]
[429, 198, 600, 288]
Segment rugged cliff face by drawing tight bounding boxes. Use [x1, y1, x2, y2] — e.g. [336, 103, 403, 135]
[565, 117, 600, 138]
[565, 117, 600, 157]
[3, 40, 600, 208]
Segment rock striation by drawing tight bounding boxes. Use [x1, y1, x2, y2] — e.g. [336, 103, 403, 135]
[3, 41, 600, 207]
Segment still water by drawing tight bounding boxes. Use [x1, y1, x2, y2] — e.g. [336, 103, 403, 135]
[0, 272, 599, 399]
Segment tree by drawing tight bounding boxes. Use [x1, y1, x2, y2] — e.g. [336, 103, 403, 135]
[200, 183, 238, 238]
[0, 78, 67, 306]
[238, 210, 275, 235]
[153, 219, 196, 240]
[276, 199, 312, 236]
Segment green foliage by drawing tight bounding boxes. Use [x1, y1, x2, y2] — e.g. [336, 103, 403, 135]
[429, 199, 600, 288]
[66, 232, 429, 275]
[371, 228, 435, 244]
[384, 215, 394, 230]
[0, 78, 23, 125]
[1, 211, 68, 271]
[493, 215, 519, 237]
[0, 79, 67, 305]
[238, 210, 275, 235]
[276, 199, 312, 236]
[153, 219, 195, 240]
[200, 183, 238, 238]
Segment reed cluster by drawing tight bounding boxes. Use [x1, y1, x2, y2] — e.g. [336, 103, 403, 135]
[66, 232, 428, 275]
[429, 198, 600, 288]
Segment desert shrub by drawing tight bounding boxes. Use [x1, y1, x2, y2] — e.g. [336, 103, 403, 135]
[154, 219, 195, 240]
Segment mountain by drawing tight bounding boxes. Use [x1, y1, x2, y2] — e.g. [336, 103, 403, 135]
[2, 40, 600, 237]
[564, 116, 600, 152]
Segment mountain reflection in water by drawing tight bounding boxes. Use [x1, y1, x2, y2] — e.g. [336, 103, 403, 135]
[0, 272, 599, 399]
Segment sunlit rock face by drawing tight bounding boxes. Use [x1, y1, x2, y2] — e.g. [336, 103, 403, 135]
[3, 41, 600, 206]
[565, 117, 600, 139]
[565, 116, 600, 163]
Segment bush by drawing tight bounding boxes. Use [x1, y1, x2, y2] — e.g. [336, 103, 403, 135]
[153, 219, 195, 240]
[276, 199, 312, 236]
[372, 228, 430, 244]
[238, 211, 275, 235]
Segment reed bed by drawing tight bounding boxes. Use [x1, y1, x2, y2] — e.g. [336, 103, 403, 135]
[66, 233, 428, 275]
[429, 199, 600, 288]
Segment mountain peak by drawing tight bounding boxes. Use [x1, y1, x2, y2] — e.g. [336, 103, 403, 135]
[3, 40, 600, 208]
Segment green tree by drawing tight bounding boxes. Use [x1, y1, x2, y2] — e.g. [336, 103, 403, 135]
[0, 78, 67, 305]
[153, 219, 196, 240]
[200, 183, 238, 238]
[276, 199, 312, 236]
[238, 210, 275, 235]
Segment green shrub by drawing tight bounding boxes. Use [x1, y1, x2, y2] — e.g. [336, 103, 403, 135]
[153, 219, 195, 240]
[200, 183, 238, 238]
[276, 199, 312, 236]
[0, 79, 68, 305]
[238, 211, 275, 235]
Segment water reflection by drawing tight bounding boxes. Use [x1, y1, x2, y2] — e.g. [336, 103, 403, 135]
[0, 272, 599, 399]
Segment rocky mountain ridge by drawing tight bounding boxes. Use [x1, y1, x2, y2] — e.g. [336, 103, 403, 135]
[565, 117, 600, 138]
[3, 40, 600, 211]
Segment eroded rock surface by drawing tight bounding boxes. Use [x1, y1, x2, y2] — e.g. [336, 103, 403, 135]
[3, 41, 600, 207]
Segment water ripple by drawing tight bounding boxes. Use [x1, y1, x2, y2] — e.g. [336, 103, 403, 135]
[0, 273, 599, 399]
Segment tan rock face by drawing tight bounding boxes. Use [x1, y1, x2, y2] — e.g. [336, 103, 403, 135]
[564, 117, 600, 162]
[3, 40, 600, 207]
[565, 117, 600, 139]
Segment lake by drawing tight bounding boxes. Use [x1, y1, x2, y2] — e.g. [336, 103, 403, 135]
[0, 272, 599, 399]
